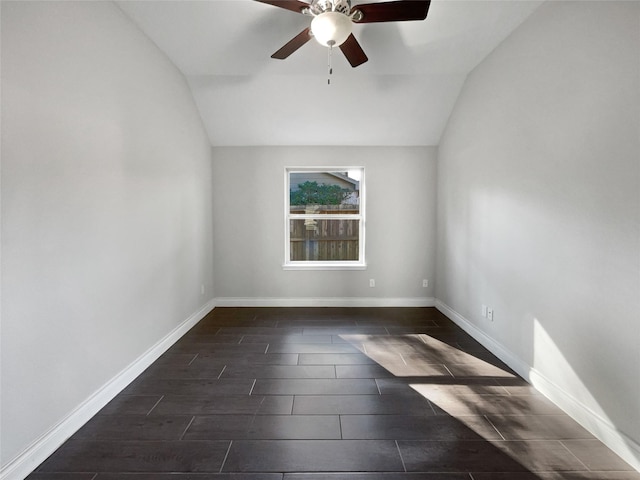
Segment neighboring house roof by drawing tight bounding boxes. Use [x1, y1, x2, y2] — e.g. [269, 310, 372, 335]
[290, 171, 359, 191]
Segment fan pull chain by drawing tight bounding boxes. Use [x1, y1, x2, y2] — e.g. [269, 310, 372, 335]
[327, 42, 334, 85]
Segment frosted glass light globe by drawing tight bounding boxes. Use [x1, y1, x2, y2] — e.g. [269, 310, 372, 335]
[311, 11, 352, 47]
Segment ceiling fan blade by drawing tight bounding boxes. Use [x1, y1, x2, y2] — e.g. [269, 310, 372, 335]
[352, 0, 430, 23]
[271, 28, 312, 59]
[339, 34, 368, 67]
[254, 0, 310, 14]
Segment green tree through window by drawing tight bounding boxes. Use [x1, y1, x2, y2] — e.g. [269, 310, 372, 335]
[290, 181, 352, 206]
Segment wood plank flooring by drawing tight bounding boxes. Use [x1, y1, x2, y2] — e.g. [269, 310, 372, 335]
[28, 307, 640, 479]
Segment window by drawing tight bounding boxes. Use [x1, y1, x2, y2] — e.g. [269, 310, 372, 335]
[284, 167, 365, 270]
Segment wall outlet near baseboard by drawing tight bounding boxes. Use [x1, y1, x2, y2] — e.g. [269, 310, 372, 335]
[369, 279, 375, 288]
[487, 307, 494, 321]
[422, 279, 429, 288]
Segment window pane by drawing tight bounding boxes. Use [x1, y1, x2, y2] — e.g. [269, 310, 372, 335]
[289, 171, 360, 214]
[289, 219, 359, 261]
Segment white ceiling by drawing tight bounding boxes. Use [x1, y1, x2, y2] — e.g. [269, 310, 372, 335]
[116, 0, 543, 146]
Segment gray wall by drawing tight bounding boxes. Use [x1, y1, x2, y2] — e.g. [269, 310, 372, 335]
[212, 146, 437, 304]
[436, 1, 639, 468]
[3, 0, 638, 475]
[1, 1, 214, 470]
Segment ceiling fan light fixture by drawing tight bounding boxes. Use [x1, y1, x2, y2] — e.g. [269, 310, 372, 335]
[311, 11, 352, 47]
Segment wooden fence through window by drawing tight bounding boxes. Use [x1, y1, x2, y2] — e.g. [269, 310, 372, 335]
[289, 205, 359, 261]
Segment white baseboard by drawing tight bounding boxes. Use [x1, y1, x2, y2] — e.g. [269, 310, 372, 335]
[434, 299, 530, 378]
[0, 299, 216, 480]
[529, 368, 640, 472]
[435, 299, 640, 472]
[214, 297, 435, 307]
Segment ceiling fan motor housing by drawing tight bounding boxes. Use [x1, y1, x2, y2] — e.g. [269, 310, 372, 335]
[310, 0, 352, 15]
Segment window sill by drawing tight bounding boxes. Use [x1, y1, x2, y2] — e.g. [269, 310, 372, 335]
[283, 262, 367, 271]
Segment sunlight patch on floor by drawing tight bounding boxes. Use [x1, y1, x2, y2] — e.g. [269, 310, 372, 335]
[340, 333, 517, 378]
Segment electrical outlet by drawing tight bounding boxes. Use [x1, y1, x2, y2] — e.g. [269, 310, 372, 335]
[369, 279, 375, 288]
[482, 305, 487, 318]
[422, 279, 429, 288]
[487, 307, 494, 321]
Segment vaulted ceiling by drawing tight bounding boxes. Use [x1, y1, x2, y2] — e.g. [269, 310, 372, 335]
[116, 0, 543, 146]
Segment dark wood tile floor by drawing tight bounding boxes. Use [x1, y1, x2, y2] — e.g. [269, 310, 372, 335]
[29, 307, 640, 480]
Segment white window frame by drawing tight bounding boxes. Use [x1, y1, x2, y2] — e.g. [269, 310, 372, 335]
[284, 166, 366, 270]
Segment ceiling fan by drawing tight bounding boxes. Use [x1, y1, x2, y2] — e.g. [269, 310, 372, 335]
[256, 0, 431, 68]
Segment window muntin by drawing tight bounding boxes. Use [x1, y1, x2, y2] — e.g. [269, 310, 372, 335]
[285, 168, 365, 269]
